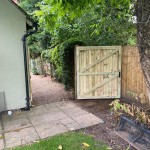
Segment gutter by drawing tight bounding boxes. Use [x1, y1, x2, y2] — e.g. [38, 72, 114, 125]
[22, 22, 38, 110]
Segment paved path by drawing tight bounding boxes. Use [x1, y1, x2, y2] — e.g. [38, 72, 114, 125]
[0, 101, 103, 149]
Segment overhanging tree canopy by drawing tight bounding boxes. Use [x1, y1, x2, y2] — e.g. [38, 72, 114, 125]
[35, 0, 136, 46]
[36, 0, 150, 101]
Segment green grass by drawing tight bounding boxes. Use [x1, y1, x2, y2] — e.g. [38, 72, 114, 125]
[13, 132, 110, 150]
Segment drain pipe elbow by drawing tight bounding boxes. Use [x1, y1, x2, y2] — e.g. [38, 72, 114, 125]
[22, 22, 38, 110]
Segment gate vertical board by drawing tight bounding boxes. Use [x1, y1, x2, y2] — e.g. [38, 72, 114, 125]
[75, 46, 122, 99]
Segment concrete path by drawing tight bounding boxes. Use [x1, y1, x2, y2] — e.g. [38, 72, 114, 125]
[0, 101, 103, 149]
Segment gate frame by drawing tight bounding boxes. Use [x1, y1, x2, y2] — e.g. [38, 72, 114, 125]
[75, 46, 122, 99]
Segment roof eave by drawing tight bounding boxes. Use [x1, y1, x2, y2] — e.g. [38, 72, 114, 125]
[8, 0, 35, 24]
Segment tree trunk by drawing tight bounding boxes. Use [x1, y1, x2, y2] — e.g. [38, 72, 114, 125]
[136, 0, 150, 101]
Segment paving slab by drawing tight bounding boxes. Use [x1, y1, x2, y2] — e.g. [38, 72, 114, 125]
[0, 121, 4, 150]
[3, 117, 32, 132]
[56, 102, 77, 110]
[27, 105, 48, 116]
[42, 111, 68, 122]
[0, 139, 4, 150]
[2, 111, 27, 122]
[29, 114, 45, 126]
[0, 124, 2, 134]
[72, 113, 104, 128]
[29, 111, 68, 126]
[66, 122, 82, 131]
[34, 121, 68, 139]
[44, 103, 60, 112]
[5, 127, 39, 148]
[61, 107, 89, 117]
[60, 117, 75, 126]
[1, 101, 104, 149]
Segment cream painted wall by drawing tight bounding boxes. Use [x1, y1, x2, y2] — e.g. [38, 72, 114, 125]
[0, 0, 27, 110]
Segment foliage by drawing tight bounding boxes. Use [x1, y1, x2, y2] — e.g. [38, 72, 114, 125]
[48, 39, 85, 90]
[110, 99, 150, 127]
[28, 34, 42, 58]
[49, 45, 63, 81]
[31, 59, 39, 75]
[59, 38, 85, 90]
[20, 0, 138, 90]
[35, 0, 136, 46]
[19, 0, 41, 14]
[13, 132, 109, 150]
[19, 0, 52, 58]
[32, 68, 39, 75]
[41, 50, 50, 61]
[20, 0, 137, 64]
[27, 29, 52, 58]
[110, 99, 128, 116]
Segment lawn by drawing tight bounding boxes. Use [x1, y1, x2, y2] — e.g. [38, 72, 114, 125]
[13, 132, 110, 150]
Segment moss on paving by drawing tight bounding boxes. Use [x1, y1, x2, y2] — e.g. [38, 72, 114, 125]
[13, 132, 109, 150]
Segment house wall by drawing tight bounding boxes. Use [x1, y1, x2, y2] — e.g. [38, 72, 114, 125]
[0, 0, 27, 110]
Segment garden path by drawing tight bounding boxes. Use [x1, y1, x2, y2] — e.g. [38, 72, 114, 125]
[31, 75, 73, 106]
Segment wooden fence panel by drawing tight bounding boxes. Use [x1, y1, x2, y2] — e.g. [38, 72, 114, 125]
[121, 46, 149, 106]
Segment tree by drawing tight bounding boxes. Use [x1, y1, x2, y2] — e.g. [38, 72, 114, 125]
[136, 0, 150, 98]
[19, 0, 52, 58]
[35, 0, 136, 46]
[19, 0, 40, 13]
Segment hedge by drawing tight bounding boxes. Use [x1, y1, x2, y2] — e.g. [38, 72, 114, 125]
[49, 45, 62, 81]
[49, 38, 85, 90]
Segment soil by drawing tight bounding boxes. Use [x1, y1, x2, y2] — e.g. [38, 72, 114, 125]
[76, 101, 136, 150]
[31, 75, 136, 150]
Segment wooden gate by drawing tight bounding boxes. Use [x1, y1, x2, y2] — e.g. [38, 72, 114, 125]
[75, 46, 122, 99]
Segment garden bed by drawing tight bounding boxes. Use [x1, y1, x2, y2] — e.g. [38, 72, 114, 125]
[110, 99, 150, 150]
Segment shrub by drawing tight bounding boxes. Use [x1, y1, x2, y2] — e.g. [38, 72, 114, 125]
[41, 50, 50, 61]
[49, 38, 85, 90]
[49, 45, 63, 81]
[59, 38, 85, 90]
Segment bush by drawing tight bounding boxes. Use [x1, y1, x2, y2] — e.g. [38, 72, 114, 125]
[59, 38, 85, 90]
[49, 38, 85, 90]
[49, 45, 63, 81]
[41, 50, 50, 61]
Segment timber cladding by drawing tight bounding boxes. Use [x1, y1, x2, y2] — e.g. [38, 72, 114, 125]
[121, 46, 149, 106]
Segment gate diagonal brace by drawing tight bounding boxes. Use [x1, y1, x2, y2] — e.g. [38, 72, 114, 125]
[81, 74, 118, 96]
